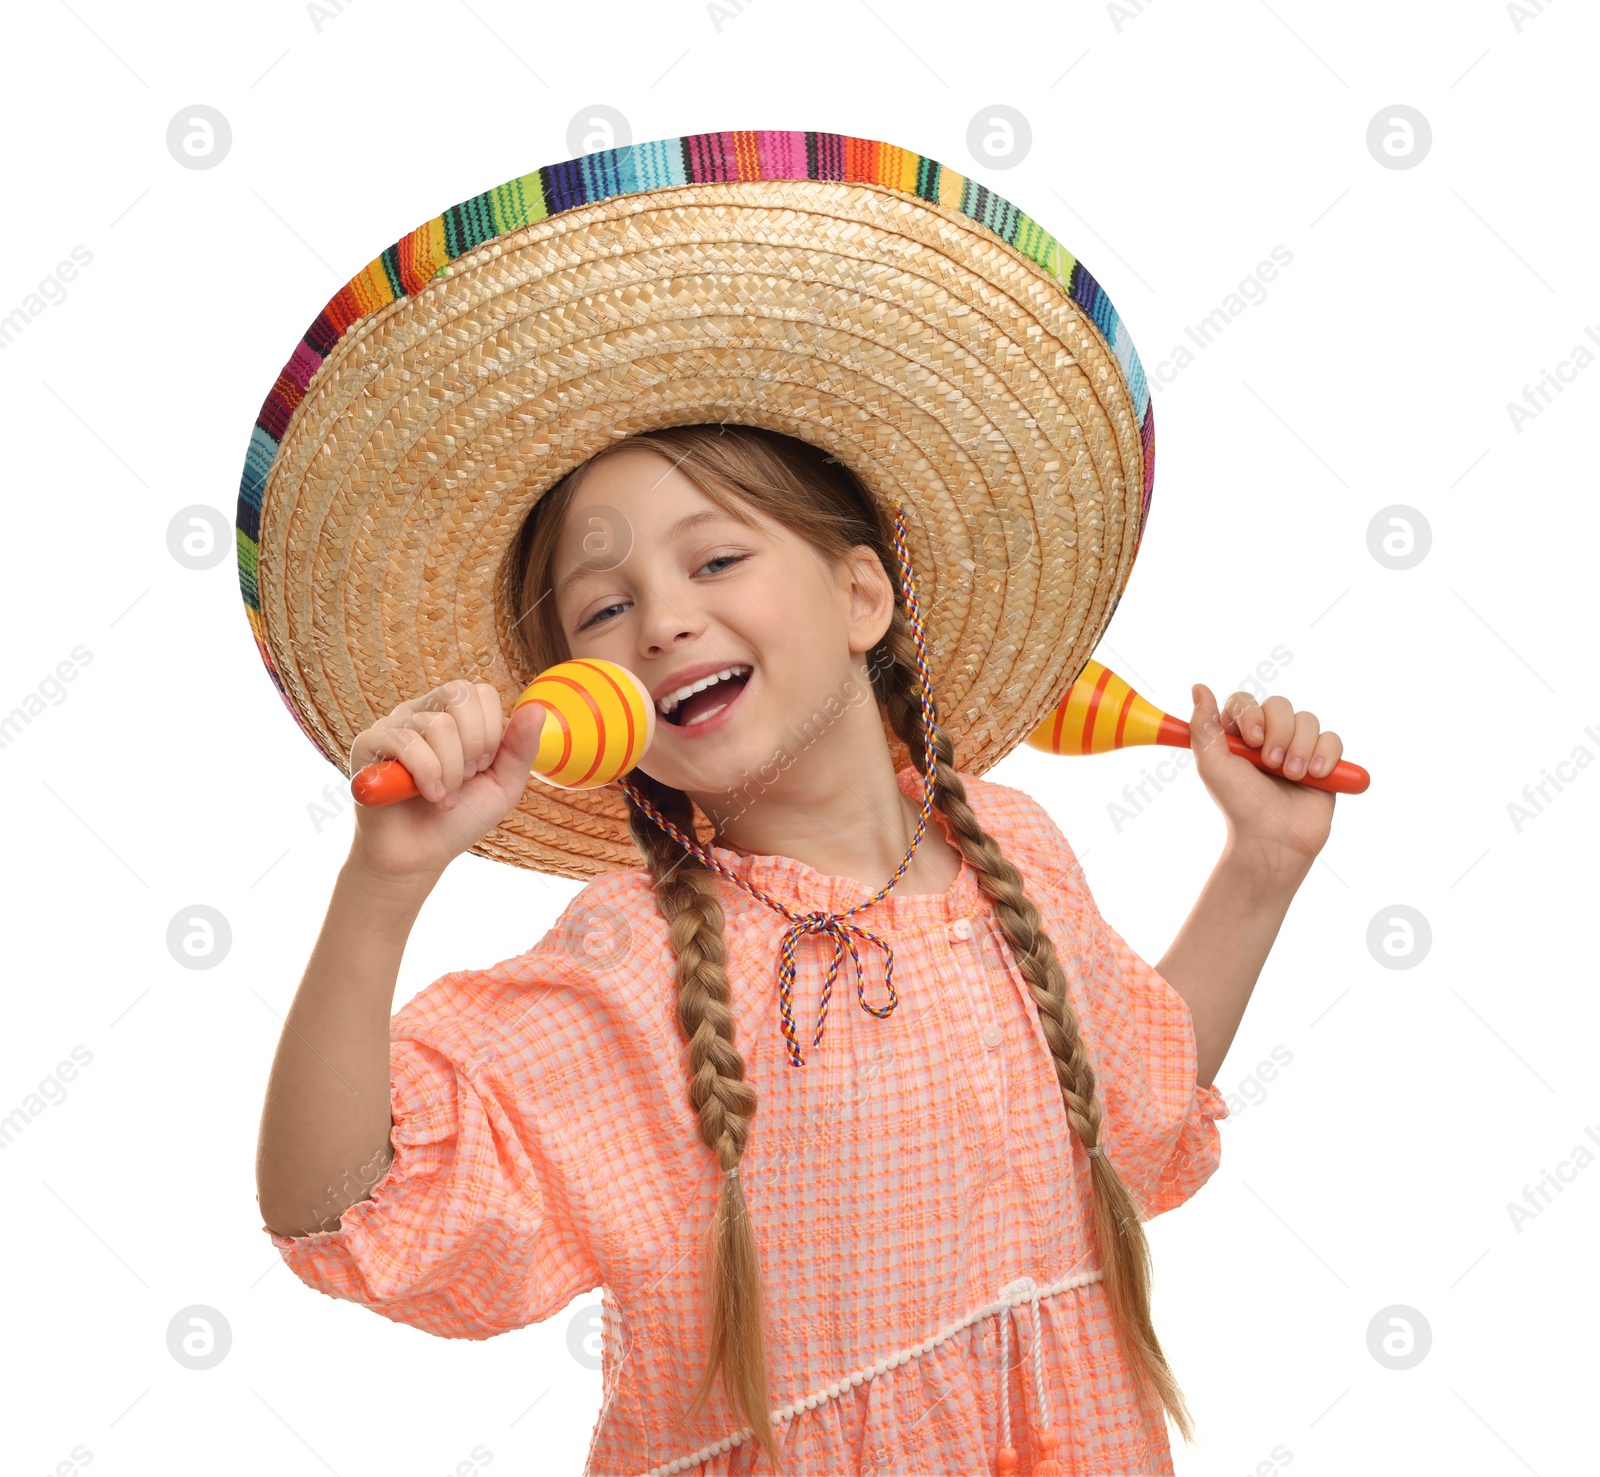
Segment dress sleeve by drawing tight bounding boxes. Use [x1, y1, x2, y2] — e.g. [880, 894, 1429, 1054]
[1094, 915, 1230, 1219]
[974, 775, 1230, 1219]
[263, 958, 607, 1340]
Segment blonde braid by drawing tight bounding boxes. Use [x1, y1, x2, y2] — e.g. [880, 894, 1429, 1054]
[880, 619, 1198, 1444]
[622, 771, 788, 1472]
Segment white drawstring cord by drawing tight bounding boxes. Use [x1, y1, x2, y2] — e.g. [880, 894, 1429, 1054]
[1026, 1281, 1052, 1435]
[996, 1275, 1059, 1469]
[998, 1298, 1014, 1453]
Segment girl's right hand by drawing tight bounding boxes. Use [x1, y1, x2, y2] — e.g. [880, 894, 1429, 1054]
[346, 679, 549, 885]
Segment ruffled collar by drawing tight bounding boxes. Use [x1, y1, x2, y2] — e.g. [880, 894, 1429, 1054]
[702, 765, 984, 933]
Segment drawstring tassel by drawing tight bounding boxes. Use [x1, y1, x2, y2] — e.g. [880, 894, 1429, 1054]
[1024, 1280, 1062, 1477]
[996, 1276, 1065, 1476]
[1025, 1275, 1064, 1477]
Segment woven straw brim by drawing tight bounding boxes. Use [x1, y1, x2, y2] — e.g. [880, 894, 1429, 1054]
[239, 139, 1152, 880]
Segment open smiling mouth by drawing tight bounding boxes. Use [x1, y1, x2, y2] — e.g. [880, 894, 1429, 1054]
[658, 664, 753, 730]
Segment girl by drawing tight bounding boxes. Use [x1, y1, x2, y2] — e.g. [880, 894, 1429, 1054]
[256, 423, 1341, 1476]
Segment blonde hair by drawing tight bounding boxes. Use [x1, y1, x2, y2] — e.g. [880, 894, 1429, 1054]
[501, 424, 1195, 1468]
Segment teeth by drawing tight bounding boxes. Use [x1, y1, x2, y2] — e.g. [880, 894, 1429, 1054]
[659, 664, 751, 717]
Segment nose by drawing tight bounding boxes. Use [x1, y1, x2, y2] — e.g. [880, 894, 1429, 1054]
[633, 582, 701, 657]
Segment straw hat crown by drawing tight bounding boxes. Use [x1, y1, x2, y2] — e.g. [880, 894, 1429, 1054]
[235, 129, 1155, 879]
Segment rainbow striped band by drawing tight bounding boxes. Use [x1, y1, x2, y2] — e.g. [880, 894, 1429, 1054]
[236, 128, 1154, 728]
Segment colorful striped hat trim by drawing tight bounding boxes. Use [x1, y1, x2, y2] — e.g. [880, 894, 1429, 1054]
[236, 129, 1153, 734]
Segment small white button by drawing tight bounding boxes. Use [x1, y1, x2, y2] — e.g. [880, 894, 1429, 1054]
[949, 917, 974, 941]
[981, 1023, 1003, 1049]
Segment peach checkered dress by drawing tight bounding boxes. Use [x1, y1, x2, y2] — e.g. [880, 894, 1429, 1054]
[266, 767, 1228, 1475]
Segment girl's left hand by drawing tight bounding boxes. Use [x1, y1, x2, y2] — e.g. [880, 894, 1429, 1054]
[1188, 683, 1342, 874]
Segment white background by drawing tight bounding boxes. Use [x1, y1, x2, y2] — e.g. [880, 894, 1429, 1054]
[3, 1, 1595, 1473]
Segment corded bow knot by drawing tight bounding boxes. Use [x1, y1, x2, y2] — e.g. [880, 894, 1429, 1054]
[774, 909, 898, 1069]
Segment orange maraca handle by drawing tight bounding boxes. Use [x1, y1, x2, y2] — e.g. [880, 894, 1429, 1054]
[350, 658, 656, 807]
[350, 755, 427, 806]
[1152, 717, 1370, 795]
[351, 743, 567, 806]
[349, 705, 554, 808]
[1221, 732, 1369, 793]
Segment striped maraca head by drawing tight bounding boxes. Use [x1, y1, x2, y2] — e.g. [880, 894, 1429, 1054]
[1025, 659, 1188, 756]
[511, 658, 657, 790]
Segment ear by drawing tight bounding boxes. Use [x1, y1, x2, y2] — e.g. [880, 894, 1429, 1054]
[841, 545, 896, 655]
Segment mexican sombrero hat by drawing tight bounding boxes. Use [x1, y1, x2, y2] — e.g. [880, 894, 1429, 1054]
[235, 128, 1155, 880]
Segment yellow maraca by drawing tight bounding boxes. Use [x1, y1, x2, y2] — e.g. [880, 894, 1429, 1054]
[1026, 659, 1370, 795]
[350, 658, 656, 805]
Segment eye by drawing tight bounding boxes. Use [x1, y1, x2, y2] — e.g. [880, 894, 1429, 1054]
[574, 553, 748, 631]
[577, 600, 627, 632]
